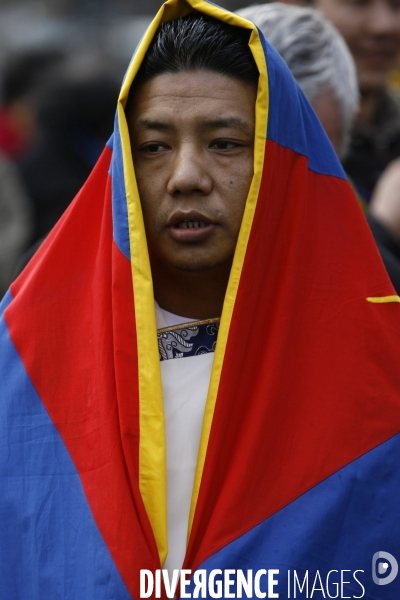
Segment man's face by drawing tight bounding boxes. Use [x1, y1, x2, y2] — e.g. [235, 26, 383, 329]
[128, 70, 256, 273]
[315, 0, 400, 92]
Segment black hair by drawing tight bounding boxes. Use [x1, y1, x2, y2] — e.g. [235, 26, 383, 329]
[1, 48, 66, 106]
[127, 11, 258, 110]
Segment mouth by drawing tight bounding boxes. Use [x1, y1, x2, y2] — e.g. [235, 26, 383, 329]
[168, 212, 216, 242]
[356, 44, 398, 69]
[176, 220, 208, 229]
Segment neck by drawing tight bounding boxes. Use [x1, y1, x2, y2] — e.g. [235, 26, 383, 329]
[357, 88, 385, 125]
[151, 258, 232, 320]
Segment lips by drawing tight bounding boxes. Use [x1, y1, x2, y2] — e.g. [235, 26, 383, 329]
[356, 42, 398, 69]
[360, 50, 396, 69]
[176, 220, 207, 229]
[168, 211, 216, 242]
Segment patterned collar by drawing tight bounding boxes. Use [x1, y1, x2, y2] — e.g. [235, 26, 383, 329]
[157, 318, 220, 362]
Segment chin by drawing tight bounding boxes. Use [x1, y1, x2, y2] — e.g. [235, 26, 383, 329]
[359, 71, 391, 93]
[172, 256, 232, 273]
[174, 261, 220, 273]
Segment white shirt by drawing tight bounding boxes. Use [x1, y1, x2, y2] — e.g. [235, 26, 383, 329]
[155, 303, 214, 577]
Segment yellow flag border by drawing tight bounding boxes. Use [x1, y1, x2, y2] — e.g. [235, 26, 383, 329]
[367, 296, 400, 304]
[117, 0, 269, 563]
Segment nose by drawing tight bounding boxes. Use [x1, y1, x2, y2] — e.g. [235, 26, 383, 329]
[367, 0, 400, 35]
[167, 144, 213, 197]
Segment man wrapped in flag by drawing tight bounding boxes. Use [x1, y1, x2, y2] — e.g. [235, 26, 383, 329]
[1, 0, 400, 598]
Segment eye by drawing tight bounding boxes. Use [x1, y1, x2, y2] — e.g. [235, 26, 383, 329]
[140, 143, 169, 154]
[210, 140, 240, 150]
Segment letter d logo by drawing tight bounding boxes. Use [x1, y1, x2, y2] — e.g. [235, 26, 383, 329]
[372, 552, 398, 585]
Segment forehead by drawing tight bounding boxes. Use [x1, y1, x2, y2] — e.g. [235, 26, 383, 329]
[317, 0, 400, 15]
[128, 70, 257, 131]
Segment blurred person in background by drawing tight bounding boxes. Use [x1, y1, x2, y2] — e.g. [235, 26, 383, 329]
[368, 156, 400, 287]
[0, 154, 32, 298]
[313, 0, 400, 199]
[0, 48, 64, 295]
[16, 55, 121, 247]
[236, 2, 400, 291]
[0, 48, 66, 159]
[236, 2, 359, 161]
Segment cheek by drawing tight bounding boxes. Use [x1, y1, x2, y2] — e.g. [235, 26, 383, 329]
[235, 155, 253, 193]
[135, 170, 164, 222]
[316, 1, 362, 42]
[329, 16, 360, 44]
[224, 176, 253, 234]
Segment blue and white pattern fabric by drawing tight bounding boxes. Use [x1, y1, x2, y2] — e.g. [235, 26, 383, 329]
[158, 321, 220, 361]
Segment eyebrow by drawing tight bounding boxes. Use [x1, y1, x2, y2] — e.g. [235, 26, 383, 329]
[135, 120, 172, 132]
[134, 117, 251, 132]
[203, 118, 251, 131]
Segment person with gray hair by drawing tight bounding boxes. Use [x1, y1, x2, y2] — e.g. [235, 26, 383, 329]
[237, 2, 400, 291]
[236, 2, 359, 158]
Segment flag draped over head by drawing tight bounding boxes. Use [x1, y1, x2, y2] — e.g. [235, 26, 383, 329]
[1, 0, 400, 598]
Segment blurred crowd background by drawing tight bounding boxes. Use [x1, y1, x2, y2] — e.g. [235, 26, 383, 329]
[1, 0, 400, 297]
